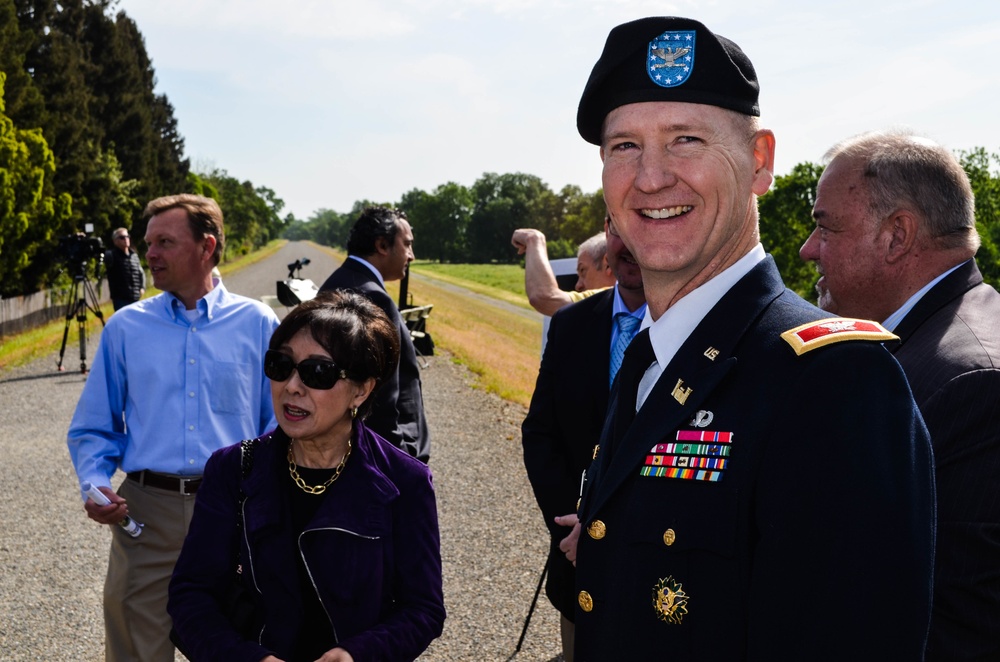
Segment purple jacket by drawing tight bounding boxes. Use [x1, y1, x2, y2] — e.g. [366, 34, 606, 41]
[168, 423, 445, 661]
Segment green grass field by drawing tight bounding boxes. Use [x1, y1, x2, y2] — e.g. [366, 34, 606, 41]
[408, 261, 533, 313]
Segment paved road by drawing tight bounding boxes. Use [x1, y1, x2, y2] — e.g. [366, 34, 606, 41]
[0, 241, 561, 661]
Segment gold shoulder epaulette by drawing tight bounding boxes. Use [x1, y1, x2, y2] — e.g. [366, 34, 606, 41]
[780, 318, 898, 356]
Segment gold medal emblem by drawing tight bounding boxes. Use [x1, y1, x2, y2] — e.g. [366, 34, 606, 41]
[652, 576, 689, 624]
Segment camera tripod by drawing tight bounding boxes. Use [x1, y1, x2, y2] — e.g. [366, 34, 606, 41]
[57, 274, 105, 373]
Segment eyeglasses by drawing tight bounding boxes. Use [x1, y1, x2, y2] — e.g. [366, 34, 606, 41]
[264, 350, 347, 390]
[114, 234, 129, 240]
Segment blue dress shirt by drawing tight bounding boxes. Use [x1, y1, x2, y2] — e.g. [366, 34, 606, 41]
[68, 282, 279, 491]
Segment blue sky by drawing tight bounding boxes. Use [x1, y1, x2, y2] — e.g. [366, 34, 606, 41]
[117, 0, 1000, 221]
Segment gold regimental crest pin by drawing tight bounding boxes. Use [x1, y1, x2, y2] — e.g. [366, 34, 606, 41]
[653, 576, 689, 624]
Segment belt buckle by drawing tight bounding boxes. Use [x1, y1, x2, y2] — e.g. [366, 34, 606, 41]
[179, 476, 195, 495]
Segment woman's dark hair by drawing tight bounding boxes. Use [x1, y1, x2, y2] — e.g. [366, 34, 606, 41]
[269, 290, 400, 418]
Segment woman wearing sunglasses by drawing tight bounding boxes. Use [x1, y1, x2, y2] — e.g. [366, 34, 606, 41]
[168, 290, 445, 661]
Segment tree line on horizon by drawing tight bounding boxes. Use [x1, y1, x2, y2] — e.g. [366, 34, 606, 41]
[0, 0, 289, 299]
[285, 148, 1000, 301]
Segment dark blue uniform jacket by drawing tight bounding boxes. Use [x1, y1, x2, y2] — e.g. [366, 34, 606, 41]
[575, 257, 936, 661]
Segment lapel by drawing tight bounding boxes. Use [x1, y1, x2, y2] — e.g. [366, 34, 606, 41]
[890, 259, 982, 349]
[582, 258, 785, 519]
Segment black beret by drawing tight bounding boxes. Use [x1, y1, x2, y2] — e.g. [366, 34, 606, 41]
[577, 17, 760, 145]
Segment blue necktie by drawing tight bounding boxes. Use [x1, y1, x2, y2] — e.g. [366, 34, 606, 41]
[609, 313, 642, 387]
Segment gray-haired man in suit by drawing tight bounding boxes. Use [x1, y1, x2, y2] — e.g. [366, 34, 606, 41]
[801, 130, 1000, 660]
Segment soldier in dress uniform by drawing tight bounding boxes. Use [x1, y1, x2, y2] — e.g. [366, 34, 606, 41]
[564, 17, 936, 660]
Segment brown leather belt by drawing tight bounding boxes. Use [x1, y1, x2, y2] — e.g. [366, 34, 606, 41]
[126, 470, 202, 495]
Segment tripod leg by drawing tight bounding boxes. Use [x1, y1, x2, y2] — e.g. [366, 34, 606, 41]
[57, 286, 81, 372]
[83, 278, 106, 327]
[78, 300, 88, 374]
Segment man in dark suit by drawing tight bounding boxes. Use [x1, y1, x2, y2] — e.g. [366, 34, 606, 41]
[522, 222, 645, 661]
[319, 207, 430, 462]
[565, 17, 936, 659]
[801, 130, 1000, 660]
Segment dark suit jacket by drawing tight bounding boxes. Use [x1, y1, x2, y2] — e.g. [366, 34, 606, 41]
[319, 258, 430, 462]
[575, 257, 936, 661]
[522, 288, 615, 620]
[891, 259, 1000, 661]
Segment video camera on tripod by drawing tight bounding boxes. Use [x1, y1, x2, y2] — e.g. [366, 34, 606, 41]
[56, 223, 106, 373]
[57, 229, 104, 279]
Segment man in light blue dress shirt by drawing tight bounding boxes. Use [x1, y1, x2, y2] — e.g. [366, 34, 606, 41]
[67, 194, 279, 662]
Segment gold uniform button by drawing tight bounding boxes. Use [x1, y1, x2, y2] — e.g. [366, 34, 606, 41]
[592, 444, 600, 460]
[578, 590, 593, 612]
[663, 529, 676, 546]
[587, 520, 607, 540]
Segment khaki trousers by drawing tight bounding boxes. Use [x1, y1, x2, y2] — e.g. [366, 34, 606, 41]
[103, 479, 197, 662]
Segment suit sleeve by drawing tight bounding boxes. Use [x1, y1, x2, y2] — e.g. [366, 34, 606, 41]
[364, 288, 411, 452]
[522, 311, 584, 537]
[921, 368, 1000, 654]
[748, 343, 935, 658]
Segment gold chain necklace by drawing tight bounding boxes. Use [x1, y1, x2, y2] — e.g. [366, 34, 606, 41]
[287, 439, 351, 495]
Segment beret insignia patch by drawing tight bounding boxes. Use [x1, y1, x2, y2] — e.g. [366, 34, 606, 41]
[647, 30, 695, 88]
[781, 318, 898, 356]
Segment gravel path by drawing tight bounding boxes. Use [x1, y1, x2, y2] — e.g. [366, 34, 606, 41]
[0, 242, 562, 661]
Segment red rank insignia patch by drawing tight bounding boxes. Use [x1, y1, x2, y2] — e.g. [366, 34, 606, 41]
[780, 318, 898, 356]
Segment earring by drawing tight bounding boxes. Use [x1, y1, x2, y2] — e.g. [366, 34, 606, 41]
[351, 407, 358, 419]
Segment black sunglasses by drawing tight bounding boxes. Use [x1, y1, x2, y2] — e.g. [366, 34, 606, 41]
[264, 350, 347, 390]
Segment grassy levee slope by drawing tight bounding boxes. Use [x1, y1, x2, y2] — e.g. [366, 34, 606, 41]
[400, 276, 541, 408]
[377, 260, 543, 409]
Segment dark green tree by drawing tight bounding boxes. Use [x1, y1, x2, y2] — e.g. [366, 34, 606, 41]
[468, 172, 554, 263]
[558, 184, 606, 248]
[959, 148, 1000, 289]
[0, 0, 45, 127]
[0, 71, 73, 296]
[758, 162, 824, 301]
[399, 182, 474, 262]
[198, 168, 289, 258]
[82, 7, 188, 208]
